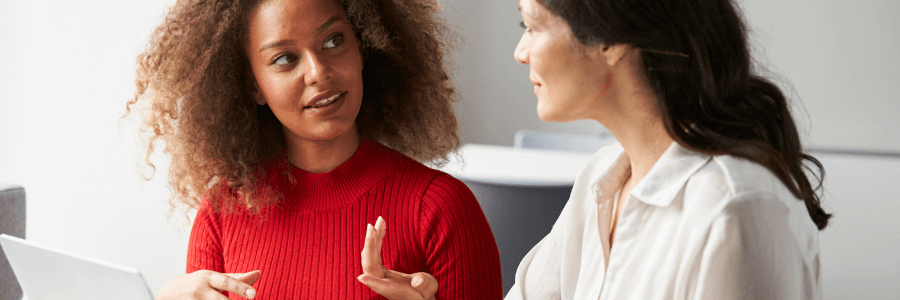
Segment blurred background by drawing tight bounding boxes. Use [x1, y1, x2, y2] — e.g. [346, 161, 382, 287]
[1, 0, 898, 298]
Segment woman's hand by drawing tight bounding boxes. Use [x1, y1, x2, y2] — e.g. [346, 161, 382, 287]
[156, 270, 261, 300]
[358, 216, 439, 300]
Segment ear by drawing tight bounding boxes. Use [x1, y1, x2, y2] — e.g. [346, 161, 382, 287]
[250, 76, 267, 105]
[359, 48, 366, 70]
[253, 92, 266, 106]
[598, 43, 635, 66]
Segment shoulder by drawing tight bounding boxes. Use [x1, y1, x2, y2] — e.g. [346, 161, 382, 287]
[368, 138, 442, 177]
[374, 141, 462, 189]
[400, 162, 477, 214]
[421, 172, 475, 203]
[370, 141, 474, 203]
[685, 155, 818, 248]
[683, 155, 795, 208]
[711, 155, 794, 198]
[390, 152, 448, 189]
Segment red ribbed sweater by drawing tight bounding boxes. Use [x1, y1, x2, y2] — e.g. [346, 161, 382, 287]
[187, 138, 503, 299]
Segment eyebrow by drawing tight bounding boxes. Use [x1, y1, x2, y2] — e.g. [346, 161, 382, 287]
[315, 15, 343, 35]
[258, 15, 344, 53]
[259, 40, 296, 53]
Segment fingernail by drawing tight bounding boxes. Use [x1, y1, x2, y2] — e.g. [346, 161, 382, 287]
[412, 276, 424, 287]
[246, 288, 256, 299]
[357, 274, 366, 282]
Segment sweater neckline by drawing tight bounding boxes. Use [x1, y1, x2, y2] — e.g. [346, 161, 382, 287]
[273, 137, 401, 211]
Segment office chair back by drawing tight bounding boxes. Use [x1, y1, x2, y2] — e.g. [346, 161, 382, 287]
[0, 184, 25, 300]
[514, 130, 617, 153]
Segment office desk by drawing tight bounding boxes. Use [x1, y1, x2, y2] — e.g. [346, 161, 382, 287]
[440, 144, 592, 187]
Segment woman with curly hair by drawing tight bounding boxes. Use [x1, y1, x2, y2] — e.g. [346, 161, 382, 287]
[128, 0, 502, 298]
[374, 0, 831, 298]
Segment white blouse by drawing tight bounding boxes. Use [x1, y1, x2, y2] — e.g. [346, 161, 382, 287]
[505, 143, 821, 300]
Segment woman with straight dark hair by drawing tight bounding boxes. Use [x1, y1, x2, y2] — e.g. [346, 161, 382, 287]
[361, 0, 830, 298]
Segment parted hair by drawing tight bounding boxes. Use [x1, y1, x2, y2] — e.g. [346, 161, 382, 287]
[127, 0, 459, 213]
[539, 0, 831, 229]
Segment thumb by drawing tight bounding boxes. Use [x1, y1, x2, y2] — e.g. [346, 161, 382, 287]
[410, 272, 438, 299]
[226, 270, 262, 285]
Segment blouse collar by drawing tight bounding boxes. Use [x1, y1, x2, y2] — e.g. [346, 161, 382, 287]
[593, 142, 711, 207]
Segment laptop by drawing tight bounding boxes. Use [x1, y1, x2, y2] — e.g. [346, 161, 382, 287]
[0, 234, 154, 300]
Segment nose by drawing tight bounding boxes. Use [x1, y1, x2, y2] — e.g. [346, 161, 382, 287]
[514, 34, 529, 65]
[303, 53, 332, 86]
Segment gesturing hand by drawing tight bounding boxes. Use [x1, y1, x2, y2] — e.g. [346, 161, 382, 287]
[156, 270, 261, 300]
[358, 216, 439, 300]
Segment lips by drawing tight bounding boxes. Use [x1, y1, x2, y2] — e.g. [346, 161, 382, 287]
[303, 91, 346, 109]
[530, 77, 542, 94]
[529, 75, 542, 87]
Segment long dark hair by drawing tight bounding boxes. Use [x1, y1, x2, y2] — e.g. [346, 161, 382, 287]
[539, 0, 831, 229]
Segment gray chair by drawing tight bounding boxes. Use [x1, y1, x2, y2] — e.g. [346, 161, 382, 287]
[460, 131, 612, 295]
[465, 181, 571, 295]
[0, 184, 25, 300]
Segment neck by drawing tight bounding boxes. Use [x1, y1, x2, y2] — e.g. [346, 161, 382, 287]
[613, 117, 673, 183]
[594, 78, 673, 184]
[284, 127, 361, 174]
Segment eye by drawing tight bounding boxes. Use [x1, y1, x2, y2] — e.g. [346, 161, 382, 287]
[519, 21, 532, 33]
[273, 53, 298, 65]
[324, 33, 345, 49]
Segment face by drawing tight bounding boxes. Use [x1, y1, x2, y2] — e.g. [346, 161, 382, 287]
[514, 0, 610, 122]
[246, 0, 364, 145]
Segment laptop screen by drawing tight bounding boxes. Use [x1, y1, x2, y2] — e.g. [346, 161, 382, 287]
[0, 234, 154, 300]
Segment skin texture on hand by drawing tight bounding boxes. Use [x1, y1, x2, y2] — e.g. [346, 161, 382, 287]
[157, 270, 261, 300]
[358, 216, 439, 300]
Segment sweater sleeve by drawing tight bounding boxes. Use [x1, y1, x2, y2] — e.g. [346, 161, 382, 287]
[419, 173, 503, 300]
[186, 203, 225, 274]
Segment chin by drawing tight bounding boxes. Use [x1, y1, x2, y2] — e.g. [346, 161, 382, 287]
[536, 109, 562, 122]
[285, 120, 356, 143]
[317, 122, 357, 140]
[536, 101, 562, 122]
[538, 105, 583, 123]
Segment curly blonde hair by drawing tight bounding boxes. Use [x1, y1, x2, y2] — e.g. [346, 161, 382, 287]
[128, 0, 460, 213]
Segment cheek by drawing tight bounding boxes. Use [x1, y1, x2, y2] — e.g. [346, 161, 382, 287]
[342, 55, 365, 98]
[258, 78, 286, 102]
[260, 77, 303, 115]
[529, 43, 549, 74]
[530, 38, 567, 83]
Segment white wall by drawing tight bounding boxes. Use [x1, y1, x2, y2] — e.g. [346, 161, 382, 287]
[816, 153, 900, 299]
[739, 0, 900, 152]
[0, 0, 185, 294]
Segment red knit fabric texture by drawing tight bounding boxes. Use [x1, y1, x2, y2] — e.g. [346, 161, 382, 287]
[187, 138, 503, 299]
